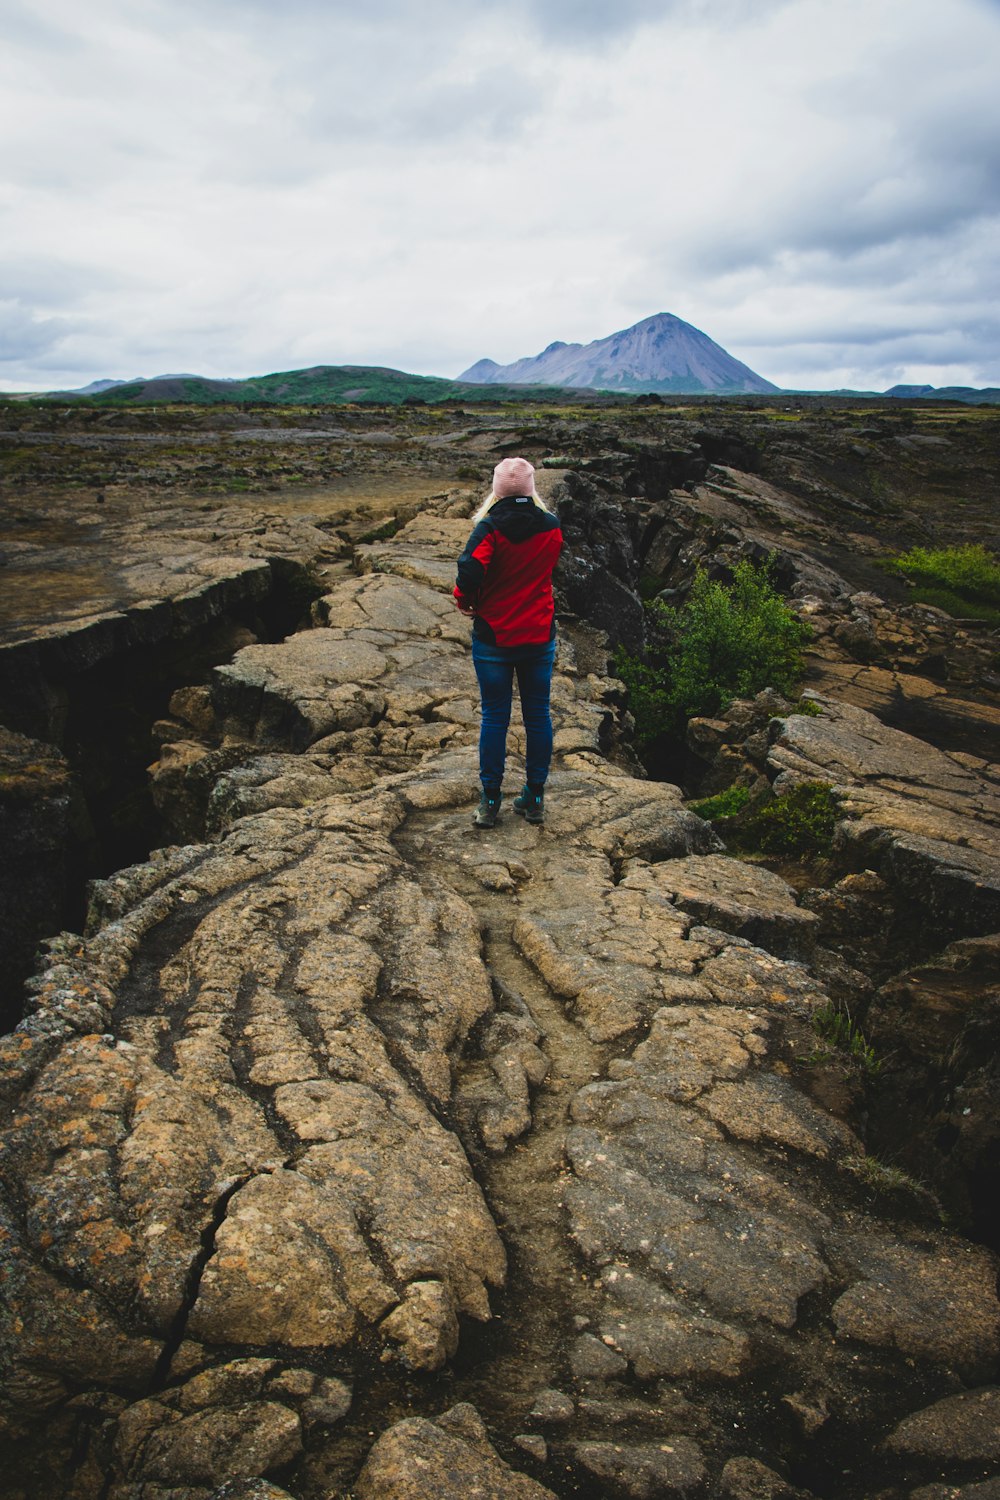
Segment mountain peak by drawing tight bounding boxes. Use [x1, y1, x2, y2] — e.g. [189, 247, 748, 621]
[458, 313, 776, 395]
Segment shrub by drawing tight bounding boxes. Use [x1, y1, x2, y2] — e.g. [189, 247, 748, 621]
[884, 542, 1000, 622]
[613, 652, 676, 745]
[614, 559, 811, 743]
[741, 781, 839, 857]
[689, 785, 751, 822]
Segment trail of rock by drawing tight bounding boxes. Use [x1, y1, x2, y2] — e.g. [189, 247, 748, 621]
[396, 808, 609, 1428]
[1, 496, 999, 1500]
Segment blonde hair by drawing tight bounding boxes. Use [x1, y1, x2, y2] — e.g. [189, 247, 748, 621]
[471, 488, 552, 526]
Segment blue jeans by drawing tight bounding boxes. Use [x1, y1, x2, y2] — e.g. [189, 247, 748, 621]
[472, 637, 556, 791]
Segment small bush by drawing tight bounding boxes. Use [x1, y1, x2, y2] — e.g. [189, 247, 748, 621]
[741, 781, 839, 857]
[884, 542, 1000, 622]
[614, 559, 811, 743]
[689, 785, 752, 822]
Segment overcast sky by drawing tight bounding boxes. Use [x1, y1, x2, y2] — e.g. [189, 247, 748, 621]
[2, 0, 999, 392]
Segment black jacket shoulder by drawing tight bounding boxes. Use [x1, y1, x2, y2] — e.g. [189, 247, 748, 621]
[489, 496, 561, 542]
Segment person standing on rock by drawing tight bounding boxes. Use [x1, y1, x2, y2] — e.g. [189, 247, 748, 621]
[454, 457, 563, 828]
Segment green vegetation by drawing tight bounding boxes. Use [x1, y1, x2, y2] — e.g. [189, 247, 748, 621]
[69, 365, 605, 408]
[810, 1002, 880, 1076]
[614, 559, 811, 743]
[689, 785, 752, 822]
[740, 780, 840, 858]
[883, 542, 1000, 623]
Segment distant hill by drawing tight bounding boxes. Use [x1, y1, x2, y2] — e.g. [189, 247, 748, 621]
[885, 384, 1000, 405]
[54, 365, 596, 407]
[458, 312, 778, 395]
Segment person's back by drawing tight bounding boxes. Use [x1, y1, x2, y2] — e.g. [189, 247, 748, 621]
[456, 492, 562, 648]
[453, 458, 563, 827]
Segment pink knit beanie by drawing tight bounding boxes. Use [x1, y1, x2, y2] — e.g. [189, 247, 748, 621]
[493, 456, 535, 498]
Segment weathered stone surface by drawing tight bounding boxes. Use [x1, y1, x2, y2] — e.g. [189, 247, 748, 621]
[529, 1387, 575, 1423]
[720, 1456, 812, 1499]
[104, 1358, 321, 1498]
[567, 1437, 706, 1499]
[355, 512, 474, 590]
[650, 852, 819, 957]
[4, 426, 1000, 1500]
[910, 1483, 1000, 1500]
[354, 1402, 556, 1499]
[511, 820, 721, 1043]
[830, 1236, 1000, 1376]
[116, 1400, 301, 1489]
[885, 1387, 1000, 1462]
[769, 696, 1000, 932]
[0, 785, 507, 1423]
[380, 1279, 460, 1371]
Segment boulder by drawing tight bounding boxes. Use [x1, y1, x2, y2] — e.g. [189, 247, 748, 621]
[769, 696, 1000, 933]
[354, 1403, 556, 1499]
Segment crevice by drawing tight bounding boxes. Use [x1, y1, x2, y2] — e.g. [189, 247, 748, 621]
[147, 1172, 253, 1394]
[0, 559, 324, 1032]
[354, 1206, 404, 1304]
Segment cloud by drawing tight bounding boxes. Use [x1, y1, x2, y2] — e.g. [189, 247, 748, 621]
[1, 0, 998, 390]
[0, 301, 69, 364]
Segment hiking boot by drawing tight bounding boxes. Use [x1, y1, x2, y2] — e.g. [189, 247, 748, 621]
[473, 790, 502, 828]
[513, 783, 544, 825]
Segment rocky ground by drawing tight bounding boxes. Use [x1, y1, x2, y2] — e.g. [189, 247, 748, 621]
[1, 399, 999, 1498]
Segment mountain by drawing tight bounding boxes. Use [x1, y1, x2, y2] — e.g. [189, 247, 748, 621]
[458, 312, 778, 394]
[57, 378, 133, 396]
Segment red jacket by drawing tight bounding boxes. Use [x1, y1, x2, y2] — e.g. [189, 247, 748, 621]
[454, 496, 563, 647]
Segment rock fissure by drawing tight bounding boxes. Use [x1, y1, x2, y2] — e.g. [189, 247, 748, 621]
[147, 1172, 256, 1394]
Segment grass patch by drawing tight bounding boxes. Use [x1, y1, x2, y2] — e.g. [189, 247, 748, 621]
[842, 1154, 941, 1216]
[614, 559, 811, 744]
[883, 542, 1000, 622]
[909, 586, 1000, 623]
[689, 785, 752, 822]
[810, 1002, 880, 1076]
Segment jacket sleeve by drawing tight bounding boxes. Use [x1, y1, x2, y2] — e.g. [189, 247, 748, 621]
[454, 520, 496, 604]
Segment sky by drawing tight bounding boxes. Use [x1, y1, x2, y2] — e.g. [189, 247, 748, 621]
[2, 0, 999, 393]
